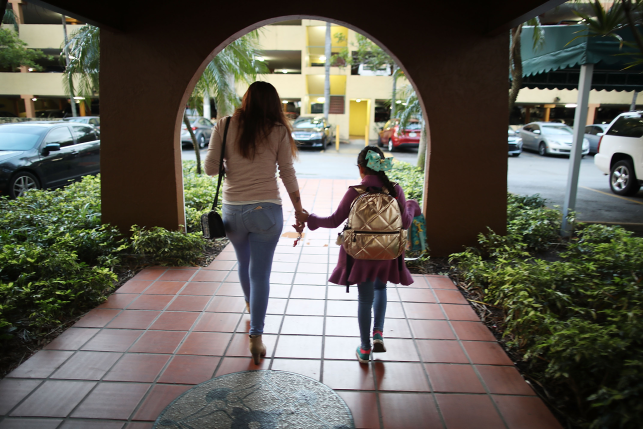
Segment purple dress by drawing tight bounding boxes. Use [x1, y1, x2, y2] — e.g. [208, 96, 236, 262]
[307, 175, 422, 286]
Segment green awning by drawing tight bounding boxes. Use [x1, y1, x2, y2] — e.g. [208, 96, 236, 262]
[520, 25, 643, 91]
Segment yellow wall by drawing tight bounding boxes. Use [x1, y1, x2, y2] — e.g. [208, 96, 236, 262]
[0, 73, 67, 96]
[349, 100, 368, 135]
[258, 25, 305, 50]
[306, 75, 346, 96]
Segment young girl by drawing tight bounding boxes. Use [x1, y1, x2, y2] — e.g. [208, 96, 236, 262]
[297, 146, 421, 363]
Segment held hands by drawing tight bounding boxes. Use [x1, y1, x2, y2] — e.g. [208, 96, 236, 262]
[292, 209, 309, 247]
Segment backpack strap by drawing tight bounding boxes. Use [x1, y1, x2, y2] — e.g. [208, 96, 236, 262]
[345, 254, 354, 292]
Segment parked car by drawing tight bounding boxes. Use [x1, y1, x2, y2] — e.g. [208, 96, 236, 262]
[584, 124, 609, 155]
[594, 111, 643, 196]
[519, 122, 590, 156]
[65, 116, 101, 131]
[377, 118, 421, 152]
[291, 116, 334, 149]
[508, 126, 522, 156]
[0, 122, 100, 198]
[181, 117, 214, 148]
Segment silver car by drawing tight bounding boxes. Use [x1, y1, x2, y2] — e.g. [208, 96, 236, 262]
[508, 126, 522, 157]
[520, 122, 590, 156]
[291, 116, 335, 149]
[181, 117, 214, 149]
[584, 124, 609, 155]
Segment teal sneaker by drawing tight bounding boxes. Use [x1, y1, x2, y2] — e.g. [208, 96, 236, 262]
[373, 330, 386, 353]
[355, 346, 371, 363]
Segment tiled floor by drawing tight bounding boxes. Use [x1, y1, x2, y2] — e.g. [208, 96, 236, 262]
[0, 179, 562, 429]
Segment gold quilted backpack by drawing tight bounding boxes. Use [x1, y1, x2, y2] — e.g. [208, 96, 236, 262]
[342, 185, 407, 260]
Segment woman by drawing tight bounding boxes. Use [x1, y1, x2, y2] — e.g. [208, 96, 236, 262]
[205, 81, 304, 364]
[297, 146, 421, 363]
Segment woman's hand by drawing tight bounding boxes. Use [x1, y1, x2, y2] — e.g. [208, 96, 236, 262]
[296, 209, 309, 224]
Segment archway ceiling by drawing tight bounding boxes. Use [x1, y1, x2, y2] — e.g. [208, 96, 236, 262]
[26, 0, 565, 34]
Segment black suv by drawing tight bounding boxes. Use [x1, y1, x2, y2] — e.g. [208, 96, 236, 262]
[0, 122, 100, 198]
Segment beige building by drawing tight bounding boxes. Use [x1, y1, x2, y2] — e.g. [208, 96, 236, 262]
[1, 8, 639, 131]
[236, 19, 409, 141]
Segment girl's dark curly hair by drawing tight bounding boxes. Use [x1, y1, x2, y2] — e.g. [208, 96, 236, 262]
[357, 146, 397, 198]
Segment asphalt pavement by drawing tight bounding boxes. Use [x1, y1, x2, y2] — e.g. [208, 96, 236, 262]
[181, 140, 642, 230]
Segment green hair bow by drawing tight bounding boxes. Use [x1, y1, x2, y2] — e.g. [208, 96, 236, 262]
[366, 150, 394, 172]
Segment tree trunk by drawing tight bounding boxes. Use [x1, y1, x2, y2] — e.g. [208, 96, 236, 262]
[323, 22, 331, 121]
[391, 65, 398, 118]
[508, 25, 523, 118]
[417, 124, 427, 170]
[203, 91, 211, 120]
[61, 15, 78, 118]
[184, 112, 202, 174]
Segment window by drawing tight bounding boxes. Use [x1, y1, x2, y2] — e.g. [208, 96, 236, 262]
[72, 125, 97, 143]
[44, 127, 74, 147]
[606, 114, 643, 138]
[89, 118, 100, 126]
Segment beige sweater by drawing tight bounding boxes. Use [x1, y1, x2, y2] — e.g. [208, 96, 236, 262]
[204, 115, 299, 204]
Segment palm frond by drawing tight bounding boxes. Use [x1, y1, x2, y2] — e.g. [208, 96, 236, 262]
[62, 25, 100, 101]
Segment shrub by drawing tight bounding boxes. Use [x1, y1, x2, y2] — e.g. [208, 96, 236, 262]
[388, 161, 423, 205]
[183, 161, 220, 231]
[0, 177, 123, 341]
[129, 225, 207, 266]
[450, 197, 643, 428]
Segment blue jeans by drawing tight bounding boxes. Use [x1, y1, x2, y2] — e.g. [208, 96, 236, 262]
[222, 203, 283, 335]
[357, 278, 387, 350]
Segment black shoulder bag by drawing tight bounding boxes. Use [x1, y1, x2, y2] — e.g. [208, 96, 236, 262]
[201, 116, 231, 239]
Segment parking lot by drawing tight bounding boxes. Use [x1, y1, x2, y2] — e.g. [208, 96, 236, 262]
[182, 140, 643, 230]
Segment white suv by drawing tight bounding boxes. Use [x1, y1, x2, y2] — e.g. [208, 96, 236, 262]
[595, 111, 643, 196]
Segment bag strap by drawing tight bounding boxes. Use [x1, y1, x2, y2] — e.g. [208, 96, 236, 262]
[211, 116, 231, 211]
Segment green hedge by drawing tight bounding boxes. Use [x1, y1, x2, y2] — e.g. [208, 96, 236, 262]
[388, 161, 424, 206]
[450, 194, 643, 428]
[0, 168, 211, 344]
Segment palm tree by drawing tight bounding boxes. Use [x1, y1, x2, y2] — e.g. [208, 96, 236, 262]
[332, 32, 401, 122]
[396, 85, 426, 169]
[185, 31, 267, 172]
[63, 26, 266, 173]
[508, 17, 544, 116]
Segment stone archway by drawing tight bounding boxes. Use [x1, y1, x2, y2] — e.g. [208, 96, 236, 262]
[95, 5, 511, 256]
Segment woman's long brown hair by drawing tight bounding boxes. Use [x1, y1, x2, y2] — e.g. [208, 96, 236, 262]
[233, 81, 297, 160]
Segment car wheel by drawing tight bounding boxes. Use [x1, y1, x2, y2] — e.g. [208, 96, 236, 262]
[377, 135, 383, 147]
[610, 160, 641, 196]
[388, 139, 395, 152]
[538, 142, 548, 156]
[9, 172, 40, 198]
[198, 134, 207, 149]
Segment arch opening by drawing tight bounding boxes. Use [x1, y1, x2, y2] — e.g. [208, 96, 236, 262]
[176, 16, 430, 233]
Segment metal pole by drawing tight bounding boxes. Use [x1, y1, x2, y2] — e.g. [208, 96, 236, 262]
[561, 63, 593, 237]
[630, 91, 638, 111]
[61, 15, 77, 118]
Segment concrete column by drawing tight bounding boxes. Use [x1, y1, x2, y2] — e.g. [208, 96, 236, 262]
[20, 95, 35, 118]
[79, 100, 86, 116]
[586, 103, 599, 125]
[8, 0, 25, 25]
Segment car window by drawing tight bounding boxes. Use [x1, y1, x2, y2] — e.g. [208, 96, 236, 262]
[203, 118, 213, 126]
[541, 125, 572, 135]
[585, 126, 594, 134]
[72, 125, 98, 143]
[404, 122, 422, 130]
[0, 125, 47, 151]
[523, 125, 532, 132]
[89, 118, 99, 126]
[606, 114, 643, 138]
[44, 127, 75, 147]
[293, 118, 323, 129]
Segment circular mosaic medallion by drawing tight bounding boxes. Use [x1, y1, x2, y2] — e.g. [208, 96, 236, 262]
[154, 370, 355, 429]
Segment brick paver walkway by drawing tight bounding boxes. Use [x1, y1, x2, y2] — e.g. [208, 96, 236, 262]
[0, 179, 562, 428]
